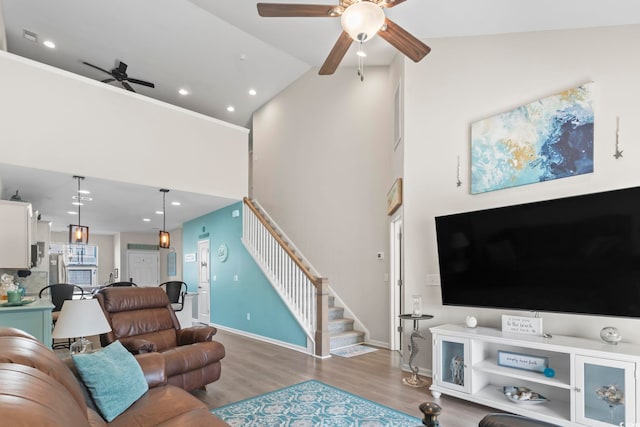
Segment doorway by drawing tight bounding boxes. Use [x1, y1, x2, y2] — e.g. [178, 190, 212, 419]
[389, 216, 403, 351]
[127, 250, 159, 285]
[197, 240, 210, 324]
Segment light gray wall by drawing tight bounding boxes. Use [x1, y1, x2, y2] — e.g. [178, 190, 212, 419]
[403, 24, 640, 372]
[0, 51, 249, 200]
[252, 67, 394, 346]
[0, 1, 6, 52]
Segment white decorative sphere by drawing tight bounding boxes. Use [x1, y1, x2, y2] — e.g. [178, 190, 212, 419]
[465, 316, 478, 328]
[600, 326, 621, 345]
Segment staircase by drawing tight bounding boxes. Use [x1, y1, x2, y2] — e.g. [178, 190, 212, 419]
[242, 198, 365, 356]
[328, 295, 364, 350]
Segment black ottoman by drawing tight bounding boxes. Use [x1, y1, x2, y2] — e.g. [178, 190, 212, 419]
[479, 414, 561, 427]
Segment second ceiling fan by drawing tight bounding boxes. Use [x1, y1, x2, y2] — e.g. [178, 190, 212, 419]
[257, 0, 431, 75]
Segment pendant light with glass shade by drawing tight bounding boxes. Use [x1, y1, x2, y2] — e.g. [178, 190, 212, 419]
[159, 189, 170, 249]
[69, 175, 89, 244]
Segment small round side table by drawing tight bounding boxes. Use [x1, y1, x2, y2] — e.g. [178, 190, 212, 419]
[399, 314, 434, 387]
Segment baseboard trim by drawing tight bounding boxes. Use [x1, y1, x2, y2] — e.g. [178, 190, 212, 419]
[211, 322, 315, 356]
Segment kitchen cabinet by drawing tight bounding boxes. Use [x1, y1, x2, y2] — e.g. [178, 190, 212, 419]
[0, 299, 53, 347]
[0, 200, 33, 269]
[430, 324, 639, 427]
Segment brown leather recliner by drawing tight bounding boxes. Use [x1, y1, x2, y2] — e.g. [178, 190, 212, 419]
[95, 287, 225, 391]
[0, 327, 229, 426]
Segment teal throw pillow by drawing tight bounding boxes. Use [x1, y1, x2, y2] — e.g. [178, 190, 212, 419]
[72, 340, 149, 422]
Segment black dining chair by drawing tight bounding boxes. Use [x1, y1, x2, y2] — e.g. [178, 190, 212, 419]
[38, 283, 85, 348]
[159, 281, 188, 312]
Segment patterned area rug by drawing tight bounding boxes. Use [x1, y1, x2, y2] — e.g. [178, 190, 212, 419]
[331, 345, 378, 358]
[211, 380, 421, 426]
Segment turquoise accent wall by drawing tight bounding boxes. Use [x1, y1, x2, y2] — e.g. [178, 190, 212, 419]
[183, 202, 307, 347]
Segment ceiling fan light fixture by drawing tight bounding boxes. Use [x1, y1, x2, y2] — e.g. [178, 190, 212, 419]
[341, 1, 385, 43]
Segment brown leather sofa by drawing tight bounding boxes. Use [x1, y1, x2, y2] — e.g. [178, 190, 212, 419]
[95, 287, 225, 391]
[0, 327, 229, 426]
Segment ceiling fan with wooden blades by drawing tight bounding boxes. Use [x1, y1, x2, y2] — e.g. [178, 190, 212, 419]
[257, 0, 430, 75]
[82, 60, 155, 92]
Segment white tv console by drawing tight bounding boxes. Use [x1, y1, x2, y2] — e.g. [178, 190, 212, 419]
[430, 324, 640, 427]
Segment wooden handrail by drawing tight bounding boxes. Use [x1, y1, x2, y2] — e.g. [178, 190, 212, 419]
[243, 197, 322, 288]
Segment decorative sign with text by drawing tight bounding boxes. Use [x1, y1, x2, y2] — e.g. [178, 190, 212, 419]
[184, 253, 196, 263]
[501, 315, 543, 336]
[498, 350, 548, 373]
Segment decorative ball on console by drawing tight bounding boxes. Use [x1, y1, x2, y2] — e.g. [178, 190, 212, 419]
[600, 326, 622, 345]
[465, 316, 477, 328]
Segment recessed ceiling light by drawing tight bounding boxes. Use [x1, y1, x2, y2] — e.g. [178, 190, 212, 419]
[356, 50, 367, 58]
[72, 195, 93, 201]
[143, 218, 151, 222]
[67, 211, 78, 215]
[72, 202, 83, 206]
[248, 89, 257, 96]
[43, 40, 56, 49]
[178, 88, 189, 96]
[155, 210, 164, 215]
[171, 201, 181, 206]
[227, 106, 235, 112]
[78, 189, 91, 195]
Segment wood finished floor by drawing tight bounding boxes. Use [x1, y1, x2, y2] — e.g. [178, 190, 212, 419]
[191, 329, 495, 426]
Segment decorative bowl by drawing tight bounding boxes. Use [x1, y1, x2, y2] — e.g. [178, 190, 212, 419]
[502, 386, 548, 404]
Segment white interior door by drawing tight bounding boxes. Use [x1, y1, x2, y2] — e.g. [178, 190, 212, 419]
[197, 240, 210, 324]
[127, 250, 159, 286]
[389, 216, 403, 351]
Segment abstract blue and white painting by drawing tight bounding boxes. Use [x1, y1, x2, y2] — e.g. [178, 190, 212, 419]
[471, 83, 594, 194]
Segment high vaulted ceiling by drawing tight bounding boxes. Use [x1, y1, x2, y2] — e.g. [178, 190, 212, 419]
[1, 0, 638, 235]
[3, 0, 639, 128]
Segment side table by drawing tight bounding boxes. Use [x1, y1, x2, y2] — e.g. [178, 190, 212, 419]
[399, 313, 433, 387]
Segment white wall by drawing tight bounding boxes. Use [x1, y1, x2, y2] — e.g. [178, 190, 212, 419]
[0, 51, 248, 199]
[253, 67, 395, 345]
[0, 1, 6, 52]
[403, 25, 640, 372]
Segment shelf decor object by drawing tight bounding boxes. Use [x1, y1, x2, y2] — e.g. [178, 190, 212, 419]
[596, 384, 625, 423]
[498, 350, 548, 373]
[471, 83, 594, 194]
[501, 315, 543, 336]
[600, 326, 622, 345]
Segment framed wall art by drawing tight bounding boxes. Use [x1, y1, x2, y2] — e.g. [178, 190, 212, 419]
[471, 83, 594, 194]
[387, 178, 403, 216]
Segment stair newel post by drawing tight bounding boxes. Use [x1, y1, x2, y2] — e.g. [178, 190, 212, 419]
[315, 277, 330, 357]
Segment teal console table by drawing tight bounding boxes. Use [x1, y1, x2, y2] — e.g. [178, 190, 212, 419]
[0, 299, 54, 348]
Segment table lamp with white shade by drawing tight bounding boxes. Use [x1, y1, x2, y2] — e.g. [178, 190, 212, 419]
[52, 299, 112, 354]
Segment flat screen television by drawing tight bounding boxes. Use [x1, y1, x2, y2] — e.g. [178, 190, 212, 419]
[435, 186, 640, 318]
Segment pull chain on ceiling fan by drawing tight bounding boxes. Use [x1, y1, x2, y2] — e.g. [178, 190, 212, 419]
[257, 0, 431, 76]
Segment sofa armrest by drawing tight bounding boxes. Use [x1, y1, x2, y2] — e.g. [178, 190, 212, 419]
[134, 352, 167, 388]
[177, 326, 217, 345]
[122, 338, 157, 354]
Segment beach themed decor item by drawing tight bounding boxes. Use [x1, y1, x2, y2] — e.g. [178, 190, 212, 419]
[600, 326, 622, 345]
[471, 83, 594, 194]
